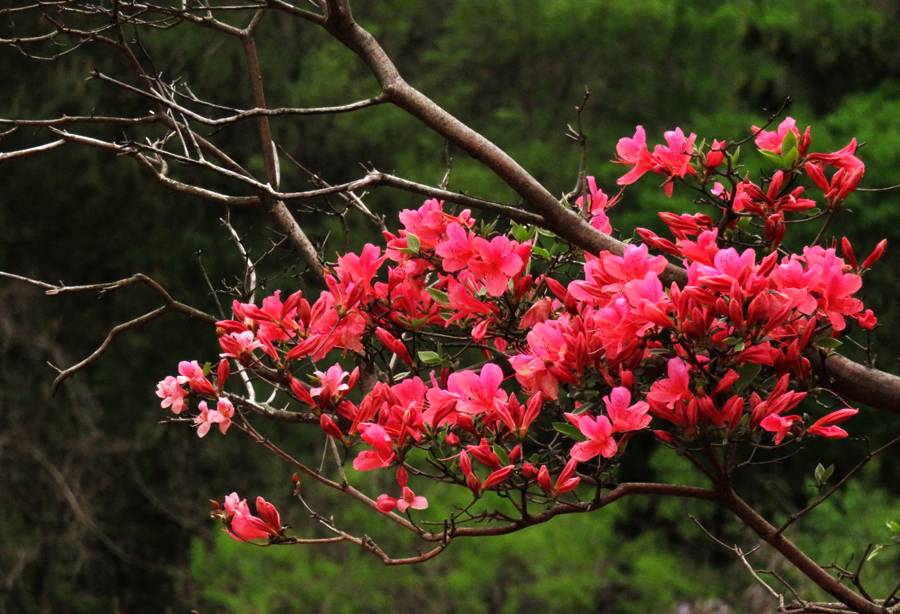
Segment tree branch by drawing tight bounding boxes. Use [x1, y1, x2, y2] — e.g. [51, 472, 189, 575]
[0, 272, 216, 393]
[720, 486, 881, 613]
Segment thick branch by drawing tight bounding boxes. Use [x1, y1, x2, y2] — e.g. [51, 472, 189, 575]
[721, 487, 881, 613]
[809, 350, 900, 416]
[240, 28, 323, 274]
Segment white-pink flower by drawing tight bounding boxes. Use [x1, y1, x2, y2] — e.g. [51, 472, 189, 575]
[156, 376, 187, 414]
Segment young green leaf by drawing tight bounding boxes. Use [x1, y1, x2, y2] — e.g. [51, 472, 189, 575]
[417, 350, 442, 366]
[552, 422, 586, 441]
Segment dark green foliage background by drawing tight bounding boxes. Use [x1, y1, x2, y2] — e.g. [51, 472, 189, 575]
[1, 1, 898, 612]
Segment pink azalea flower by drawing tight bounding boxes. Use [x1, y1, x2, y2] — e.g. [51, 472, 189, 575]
[575, 176, 616, 234]
[752, 117, 799, 154]
[509, 320, 570, 400]
[395, 486, 429, 513]
[447, 363, 508, 416]
[615, 125, 654, 185]
[335, 243, 386, 288]
[223, 492, 282, 542]
[194, 400, 220, 438]
[310, 364, 358, 403]
[176, 360, 216, 396]
[177, 360, 204, 384]
[760, 413, 802, 445]
[652, 127, 697, 196]
[156, 375, 187, 414]
[435, 222, 475, 272]
[373, 467, 429, 513]
[604, 386, 651, 432]
[219, 330, 265, 360]
[647, 358, 692, 410]
[352, 422, 395, 471]
[468, 235, 524, 296]
[564, 412, 618, 462]
[215, 397, 234, 435]
[397, 199, 444, 246]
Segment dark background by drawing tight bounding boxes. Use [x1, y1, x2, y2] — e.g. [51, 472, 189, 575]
[1, 1, 898, 612]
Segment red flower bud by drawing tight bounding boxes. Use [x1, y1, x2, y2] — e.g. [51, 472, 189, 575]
[861, 239, 887, 270]
[216, 359, 230, 391]
[840, 237, 857, 269]
[319, 414, 343, 439]
[288, 376, 315, 406]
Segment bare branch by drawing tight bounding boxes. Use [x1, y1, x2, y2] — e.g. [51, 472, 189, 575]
[721, 486, 881, 613]
[0, 139, 65, 162]
[777, 432, 900, 536]
[90, 70, 386, 126]
[237, 25, 324, 274]
[0, 272, 216, 393]
[0, 114, 158, 127]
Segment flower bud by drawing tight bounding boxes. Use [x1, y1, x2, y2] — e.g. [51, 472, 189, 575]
[861, 239, 887, 270]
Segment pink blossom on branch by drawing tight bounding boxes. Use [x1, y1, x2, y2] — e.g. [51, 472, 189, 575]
[156, 376, 187, 414]
[151, 117, 887, 561]
[564, 412, 618, 462]
[222, 493, 282, 542]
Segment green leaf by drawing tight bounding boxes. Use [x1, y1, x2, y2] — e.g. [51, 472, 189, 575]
[814, 462, 834, 486]
[427, 288, 450, 304]
[552, 422, 586, 441]
[417, 350, 442, 366]
[758, 148, 784, 166]
[201, 361, 213, 376]
[511, 223, 532, 243]
[409, 316, 430, 328]
[866, 544, 884, 561]
[492, 444, 510, 466]
[886, 520, 900, 537]
[779, 130, 799, 168]
[532, 246, 551, 259]
[479, 220, 497, 236]
[405, 233, 420, 254]
[780, 129, 797, 155]
[781, 146, 798, 168]
[734, 363, 762, 393]
[817, 337, 843, 349]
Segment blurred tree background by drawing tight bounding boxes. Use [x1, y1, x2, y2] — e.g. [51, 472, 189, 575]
[1, 0, 898, 612]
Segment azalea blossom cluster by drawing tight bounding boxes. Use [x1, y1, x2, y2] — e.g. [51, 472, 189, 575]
[210, 493, 283, 542]
[155, 118, 885, 540]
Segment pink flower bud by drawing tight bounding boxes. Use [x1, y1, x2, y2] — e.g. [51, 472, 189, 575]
[319, 414, 343, 439]
[861, 239, 887, 270]
[840, 237, 858, 269]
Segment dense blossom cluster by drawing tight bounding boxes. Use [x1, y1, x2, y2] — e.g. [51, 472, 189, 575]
[155, 118, 885, 537]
